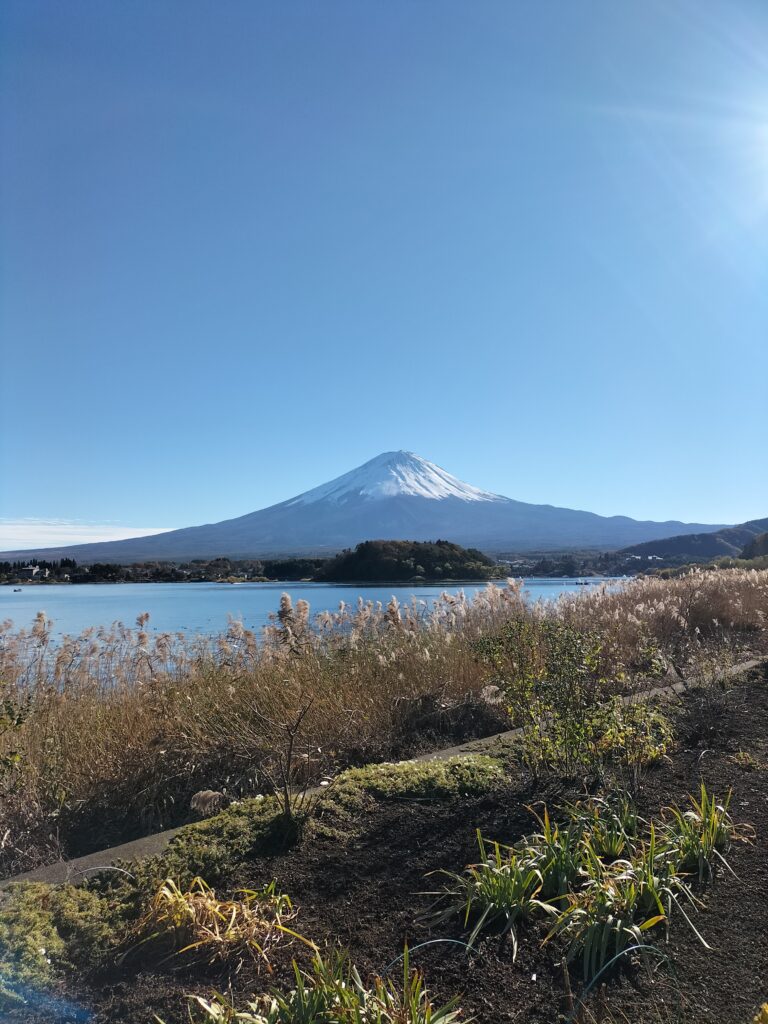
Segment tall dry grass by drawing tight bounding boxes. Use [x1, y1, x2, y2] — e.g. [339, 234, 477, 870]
[0, 569, 765, 875]
[555, 567, 768, 675]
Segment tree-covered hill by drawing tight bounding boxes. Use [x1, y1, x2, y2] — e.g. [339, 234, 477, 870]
[316, 539, 501, 583]
[742, 531, 768, 559]
[619, 516, 768, 563]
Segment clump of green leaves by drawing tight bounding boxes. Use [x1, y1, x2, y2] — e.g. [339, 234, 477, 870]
[176, 950, 464, 1024]
[518, 805, 582, 902]
[661, 784, 750, 883]
[425, 831, 557, 957]
[548, 821, 711, 980]
[564, 796, 639, 861]
[125, 876, 302, 969]
[545, 855, 669, 981]
[428, 787, 748, 981]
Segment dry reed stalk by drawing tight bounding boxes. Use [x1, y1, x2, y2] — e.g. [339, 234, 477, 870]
[0, 571, 764, 874]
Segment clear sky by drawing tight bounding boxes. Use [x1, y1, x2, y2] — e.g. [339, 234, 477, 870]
[2, 0, 767, 548]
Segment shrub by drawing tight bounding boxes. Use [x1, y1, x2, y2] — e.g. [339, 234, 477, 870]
[473, 620, 672, 783]
[519, 694, 671, 785]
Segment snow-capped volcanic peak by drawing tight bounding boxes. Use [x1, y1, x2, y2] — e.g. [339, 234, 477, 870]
[287, 451, 505, 506]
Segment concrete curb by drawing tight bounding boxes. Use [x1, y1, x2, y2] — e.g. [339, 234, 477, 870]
[3, 655, 765, 890]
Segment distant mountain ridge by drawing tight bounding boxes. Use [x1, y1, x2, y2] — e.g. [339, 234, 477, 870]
[620, 517, 768, 561]
[0, 451, 725, 562]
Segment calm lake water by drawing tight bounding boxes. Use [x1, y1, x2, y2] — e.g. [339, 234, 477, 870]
[0, 579, 618, 637]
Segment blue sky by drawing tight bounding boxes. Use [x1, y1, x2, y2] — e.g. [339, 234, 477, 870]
[2, 0, 767, 548]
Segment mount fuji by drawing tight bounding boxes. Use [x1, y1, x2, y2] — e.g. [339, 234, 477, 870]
[2, 451, 723, 562]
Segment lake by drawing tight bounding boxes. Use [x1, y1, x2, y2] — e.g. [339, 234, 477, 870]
[0, 579, 618, 637]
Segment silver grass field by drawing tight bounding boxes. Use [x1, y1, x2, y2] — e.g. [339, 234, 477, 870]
[0, 568, 765, 876]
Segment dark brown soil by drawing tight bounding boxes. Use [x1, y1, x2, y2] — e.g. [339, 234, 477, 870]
[10, 672, 768, 1024]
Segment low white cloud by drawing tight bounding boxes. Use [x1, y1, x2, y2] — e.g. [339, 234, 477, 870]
[0, 519, 176, 551]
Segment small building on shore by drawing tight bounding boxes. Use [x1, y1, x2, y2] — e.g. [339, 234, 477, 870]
[18, 565, 49, 580]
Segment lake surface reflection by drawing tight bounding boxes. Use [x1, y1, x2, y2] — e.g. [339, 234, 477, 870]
[0, 578, 620, 637]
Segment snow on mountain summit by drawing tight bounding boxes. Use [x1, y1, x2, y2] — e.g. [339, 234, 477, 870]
[286, 451, 506, 506]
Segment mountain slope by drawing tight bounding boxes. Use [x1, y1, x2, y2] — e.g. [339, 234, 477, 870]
[620, 517, 768, 561]
[742, 532, 768, 559]
[0, 451, 724, 562]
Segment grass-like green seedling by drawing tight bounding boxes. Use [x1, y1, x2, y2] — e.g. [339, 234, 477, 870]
[544, 859, 667, 982]
[662, 783, 749, 883]
[516, 805, 582, 903]
[424, 831, 558, 958]
[565, 796, 640, 861]
[126, 876, 306, 969]
[175, 949, 466, 1024]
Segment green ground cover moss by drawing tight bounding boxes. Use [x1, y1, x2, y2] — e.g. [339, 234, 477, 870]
[0, 755, 505, 999]
[311, 754, 505, 842]
[0, 882, 113, 996]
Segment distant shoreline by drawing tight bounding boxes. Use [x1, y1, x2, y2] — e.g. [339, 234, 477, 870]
[2, 575, 617, 588]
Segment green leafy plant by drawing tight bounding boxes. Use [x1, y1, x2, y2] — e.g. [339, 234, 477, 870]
[424, 831, 557, 957]
[544, 858, 667, 982]
[425, 788, 739, 982]
[125, 876, 305, 968]
[516, 805, 582, 902]
[630, 825, 707, 945]
[661, 784, 750, 883]
[177, 949, 465, 1024]
[565, 796, 640, 861]
[546, 822, 710, 982]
